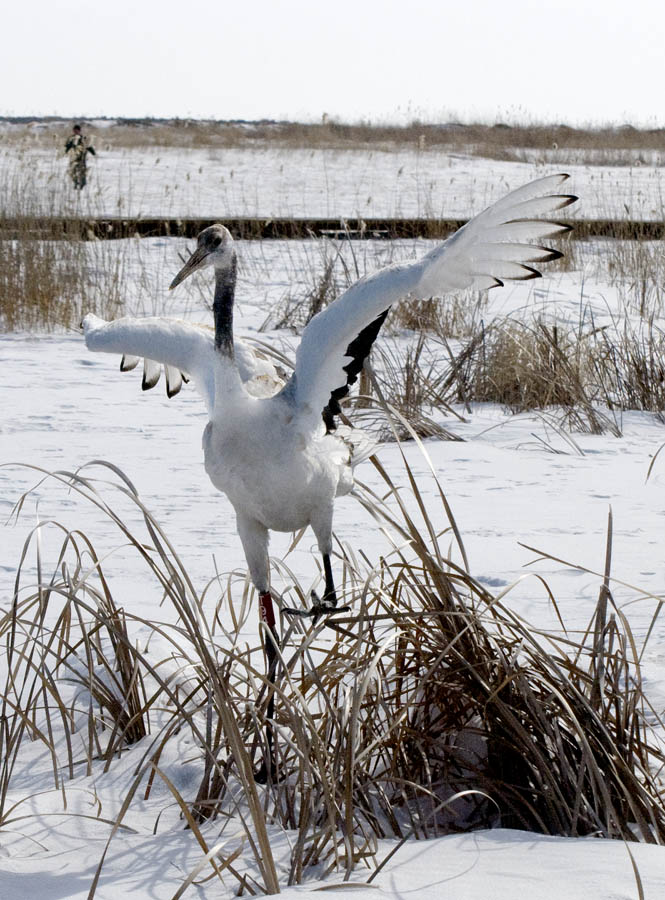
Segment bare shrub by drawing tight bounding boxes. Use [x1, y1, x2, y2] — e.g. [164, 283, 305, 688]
[362, 337, 466, 441]
[604, 240, 665, 317]
[261, 234, 405, 334]
[593, 316, 665, 416]
[269, 250, 341, 332]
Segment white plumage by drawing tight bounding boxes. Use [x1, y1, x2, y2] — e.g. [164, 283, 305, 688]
[84, 316, 284, 411]
[82, 173, 576, 620]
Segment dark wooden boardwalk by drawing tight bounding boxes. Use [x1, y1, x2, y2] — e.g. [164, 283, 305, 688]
[2, 216, 663, 241]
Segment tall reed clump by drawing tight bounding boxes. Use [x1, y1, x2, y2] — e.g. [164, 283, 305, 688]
[0, 227, 134, 332]
[441, 314, 665, 434]
[457, 319, 621, 434]
[0, 163, 134, 332]
[4, 453, 664, 894]
[4, 462, 281, 895]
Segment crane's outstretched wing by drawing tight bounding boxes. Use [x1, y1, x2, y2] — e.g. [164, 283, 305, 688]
[82, 315, 285, 412]
[82, 315, 218, 411]
[280, 173, 576, 433]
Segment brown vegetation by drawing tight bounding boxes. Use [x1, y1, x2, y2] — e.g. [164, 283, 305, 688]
[4, 458, 663, 893]
[5, 117, 665, 162]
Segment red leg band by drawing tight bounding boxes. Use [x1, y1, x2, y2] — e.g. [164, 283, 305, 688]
[259, 591, 276, 629]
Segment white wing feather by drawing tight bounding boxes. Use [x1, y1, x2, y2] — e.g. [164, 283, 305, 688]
[83, 314, 218, 411]
[164, 365, 183, 398]
[82, 315, 284, 410]
[284, 173, 575, 432]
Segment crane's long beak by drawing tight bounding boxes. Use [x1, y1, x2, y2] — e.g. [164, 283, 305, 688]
[169, 246, 211, 290]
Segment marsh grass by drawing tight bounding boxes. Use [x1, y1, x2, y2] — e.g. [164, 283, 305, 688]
[0, 166, 139, 330]
[458, 319, 622, 434]
[3, 449, 664, 894]
[604, 240, 665, 318]
[0, 231, 133, 331]
[262, 234, 402, 334]
[6, 119, 665, 163]
[445, 313, 665, 433]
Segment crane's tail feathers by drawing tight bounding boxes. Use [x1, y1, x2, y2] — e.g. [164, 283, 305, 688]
[336, 425, 376, 467]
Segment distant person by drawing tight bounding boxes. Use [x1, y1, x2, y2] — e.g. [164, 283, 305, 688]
[64, 124, 96, 190]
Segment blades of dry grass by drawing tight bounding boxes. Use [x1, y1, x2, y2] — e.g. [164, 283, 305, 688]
[5, 452, 665, 897]
[645, 441, 665, 483]
[7, 463, 281, 894]
[591, 508, 613, 710]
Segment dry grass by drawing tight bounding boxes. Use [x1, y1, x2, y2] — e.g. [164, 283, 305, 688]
[262, 235, 402, 334]
[0, 166, 176, 330]
[441, 312, 665, 434]
[3, 451, 664, 894]
[6, 118, 665, 162]
[0, 230, 131, 331]
[457, 320, 622, 435]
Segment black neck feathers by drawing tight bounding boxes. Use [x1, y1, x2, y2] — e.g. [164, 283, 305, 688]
[213, 252, 237, 357]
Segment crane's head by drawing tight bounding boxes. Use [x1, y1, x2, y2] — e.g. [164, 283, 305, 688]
[169, 225, 234, 289]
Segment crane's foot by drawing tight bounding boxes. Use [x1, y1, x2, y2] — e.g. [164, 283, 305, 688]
[282, 590, 350, 620]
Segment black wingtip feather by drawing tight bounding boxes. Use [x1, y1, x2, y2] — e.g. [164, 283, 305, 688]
[322, 307, 390, 432]
[514, 265, 543, 281]
[142, 373, 159, 391]
[559, 194, 578, 208]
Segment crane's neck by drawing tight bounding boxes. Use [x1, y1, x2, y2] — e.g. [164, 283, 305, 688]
[213, 252, 237, 357]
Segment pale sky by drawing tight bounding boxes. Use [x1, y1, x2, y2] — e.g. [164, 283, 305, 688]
[2, 0, 664, 126]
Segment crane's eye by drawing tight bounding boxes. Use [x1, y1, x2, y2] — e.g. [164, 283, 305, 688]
[212, 235, 223, 248]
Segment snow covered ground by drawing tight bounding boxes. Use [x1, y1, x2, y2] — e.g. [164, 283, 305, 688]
[2, 826, 664, 899]
[4, 140, 665, 220]
[2, 159, 665, 897]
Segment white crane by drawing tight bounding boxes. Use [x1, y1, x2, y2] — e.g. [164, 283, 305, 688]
[83, 173, 576, 636]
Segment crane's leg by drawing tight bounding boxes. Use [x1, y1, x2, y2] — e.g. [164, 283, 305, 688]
[322, 552, 337, 607]
[236, 513, 280, 782]
[305, 507, 350, 619]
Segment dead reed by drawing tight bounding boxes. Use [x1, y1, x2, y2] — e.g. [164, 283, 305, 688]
[3, 451, 664, 894]
[0, 166, 135, 330]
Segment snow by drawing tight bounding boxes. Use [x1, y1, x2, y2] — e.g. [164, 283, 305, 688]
[2, 828, 664, 899]
[2, 155, 665, 897]
[4, 141, 665, 220]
